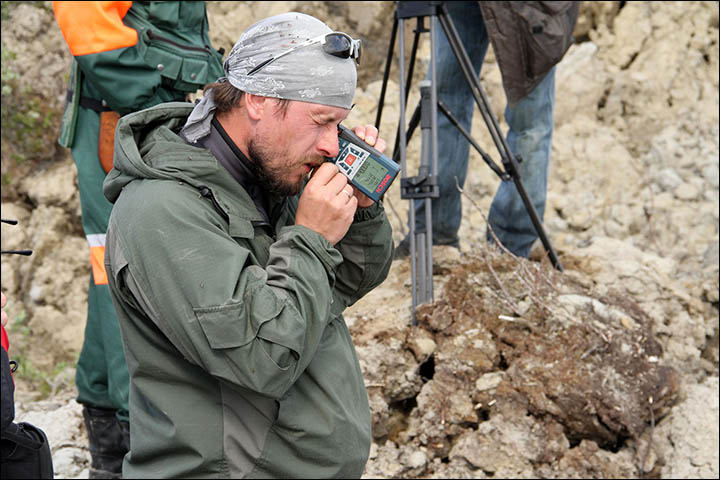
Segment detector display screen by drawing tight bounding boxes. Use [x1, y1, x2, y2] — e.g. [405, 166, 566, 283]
[330, 125, 400, 202]
[353, 157, 388, 192]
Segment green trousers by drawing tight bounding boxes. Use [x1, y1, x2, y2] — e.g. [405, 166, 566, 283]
[72, 106, 129, 422]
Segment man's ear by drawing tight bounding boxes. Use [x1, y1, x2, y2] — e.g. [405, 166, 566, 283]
[244, 93, 266, 121]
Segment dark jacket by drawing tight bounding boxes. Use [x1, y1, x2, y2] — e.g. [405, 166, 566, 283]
[478, 1, 579, 105]
[103, 103, 395, 478]
[1, 326, 53, 479]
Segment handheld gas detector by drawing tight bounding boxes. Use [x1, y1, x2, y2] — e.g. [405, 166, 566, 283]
[327, 125, 400, 203]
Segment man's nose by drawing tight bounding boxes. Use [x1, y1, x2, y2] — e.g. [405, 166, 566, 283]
[317, 127, 340, 158]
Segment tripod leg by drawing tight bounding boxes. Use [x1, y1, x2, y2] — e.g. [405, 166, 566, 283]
[392, 101, 421, 165]
[489, 68, 559, 262]
[375, 17, 398, 130]
[396, 17, 421, 323]
[392, 17, 424, 162]
[424, 15, 441, 304]
[436, 6, 506, 167]
[437, 100, 505, 179]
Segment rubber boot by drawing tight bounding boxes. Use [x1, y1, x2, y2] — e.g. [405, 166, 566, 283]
[82, 406, 129, 479]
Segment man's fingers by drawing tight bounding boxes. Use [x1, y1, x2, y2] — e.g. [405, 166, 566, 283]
[309, 162, 340, 185]
[340, 185, 355, 202]
[353, 125, 366, 141]
[363, 126, 377, 146]
[1, 291, 7, 328]
[373, 137, 387, 154]
[352, 124, 379, 146]
[307, 163, 351, 202]
[327, 169, 349, 194]
[350, 124, 387, 154]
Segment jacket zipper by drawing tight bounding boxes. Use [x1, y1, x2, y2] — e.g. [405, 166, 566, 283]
[147, 30, 212, 55]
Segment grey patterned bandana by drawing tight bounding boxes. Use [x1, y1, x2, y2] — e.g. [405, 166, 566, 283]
[182, 12, 357, 144]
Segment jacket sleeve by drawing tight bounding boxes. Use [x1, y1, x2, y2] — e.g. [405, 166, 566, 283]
[329, 201, 394, 316]
[105, 184, 345, 400]
[52, 1, 178, 113]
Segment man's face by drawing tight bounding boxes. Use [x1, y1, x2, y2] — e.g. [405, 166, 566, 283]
[248, 99, 350, 196]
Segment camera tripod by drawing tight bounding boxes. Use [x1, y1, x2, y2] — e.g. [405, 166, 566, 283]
[375, 1, 563, 323]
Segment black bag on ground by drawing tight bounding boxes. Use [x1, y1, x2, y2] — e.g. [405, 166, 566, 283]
[1, 422, 54, 479]
[1, 345, 54, 479]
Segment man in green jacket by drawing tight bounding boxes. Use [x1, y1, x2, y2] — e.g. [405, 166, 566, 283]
[103, 12, 394, 479]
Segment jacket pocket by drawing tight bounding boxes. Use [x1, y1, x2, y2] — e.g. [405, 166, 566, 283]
[194, 295, 283, 350]
[141, 30, 222, 92]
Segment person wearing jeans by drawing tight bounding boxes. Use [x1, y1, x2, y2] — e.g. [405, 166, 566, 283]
[486, 69, 555, 257]
[397, 1, 578, 258]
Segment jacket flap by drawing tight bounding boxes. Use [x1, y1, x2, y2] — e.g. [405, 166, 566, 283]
[194, 295, 283, 350]
[229, 216, 255, 239]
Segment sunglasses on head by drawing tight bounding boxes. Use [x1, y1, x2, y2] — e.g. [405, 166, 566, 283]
[247, 31, 362, 76]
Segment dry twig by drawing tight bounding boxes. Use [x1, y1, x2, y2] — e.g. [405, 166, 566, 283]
[480, 269, 522, 315]
[639, 395, 656, 478]
[455, 177, 559, 293]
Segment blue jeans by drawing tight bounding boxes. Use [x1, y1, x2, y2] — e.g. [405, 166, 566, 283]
[410, 1, 555, 258]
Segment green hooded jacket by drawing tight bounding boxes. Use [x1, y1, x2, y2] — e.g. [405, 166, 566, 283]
[102, 102, 394, 478]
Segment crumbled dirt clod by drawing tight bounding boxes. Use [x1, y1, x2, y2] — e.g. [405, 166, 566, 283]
[353, 249, 681, 477]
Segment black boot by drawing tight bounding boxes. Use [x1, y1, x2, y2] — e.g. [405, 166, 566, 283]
[82, 406, 129, 479]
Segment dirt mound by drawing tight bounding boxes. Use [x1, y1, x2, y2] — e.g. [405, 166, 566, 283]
[353, 249, 680, 478]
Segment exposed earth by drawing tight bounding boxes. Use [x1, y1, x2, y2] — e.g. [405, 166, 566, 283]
[1, 2, 718, 478]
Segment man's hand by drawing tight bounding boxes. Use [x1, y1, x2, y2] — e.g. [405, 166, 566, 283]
[1, 291, 8, 328]
[349, 124, 387, 208]
[296, 162, 357, 245]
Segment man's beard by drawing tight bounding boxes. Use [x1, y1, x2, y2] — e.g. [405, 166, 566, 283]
[247, 137, 305, 197]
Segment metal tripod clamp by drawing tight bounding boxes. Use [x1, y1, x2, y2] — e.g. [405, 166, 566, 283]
[401, 82, 440, 201]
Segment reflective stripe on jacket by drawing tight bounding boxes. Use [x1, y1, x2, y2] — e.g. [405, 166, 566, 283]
[53, 1, 137, 56]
